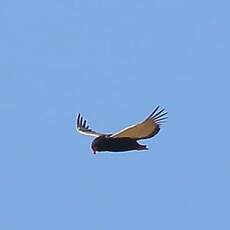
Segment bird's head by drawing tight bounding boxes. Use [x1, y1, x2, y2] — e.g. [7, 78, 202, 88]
[91, 143, 97, 154]
[91, 137, 101, 154]
[91, 135, 107, 154]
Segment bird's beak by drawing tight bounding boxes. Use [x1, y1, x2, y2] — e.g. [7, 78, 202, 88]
[93, 150, 96, 154]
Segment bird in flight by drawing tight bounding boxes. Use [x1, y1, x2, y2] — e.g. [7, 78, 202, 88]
[76, 106, 167, 154]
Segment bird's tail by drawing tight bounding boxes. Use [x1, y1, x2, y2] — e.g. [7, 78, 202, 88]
[137, 144, 148, 150]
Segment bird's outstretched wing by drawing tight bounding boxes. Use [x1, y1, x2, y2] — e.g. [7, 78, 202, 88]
[111, 106, 167, 140]
[76, 114, 107, 137]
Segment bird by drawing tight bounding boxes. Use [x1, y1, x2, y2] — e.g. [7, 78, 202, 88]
[76, 106, 167, 154]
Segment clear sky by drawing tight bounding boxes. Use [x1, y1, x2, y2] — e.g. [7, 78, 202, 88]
[1, 0, 230, 229]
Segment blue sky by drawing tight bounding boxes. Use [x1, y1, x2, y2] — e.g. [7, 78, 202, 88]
[1, 0, 230, 229]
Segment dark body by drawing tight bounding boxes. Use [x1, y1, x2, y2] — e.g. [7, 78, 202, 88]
[92, 136, 147, 153]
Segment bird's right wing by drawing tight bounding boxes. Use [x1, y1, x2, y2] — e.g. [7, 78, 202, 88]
[76, 114, 107, 137]
[110, 106, 167, 140]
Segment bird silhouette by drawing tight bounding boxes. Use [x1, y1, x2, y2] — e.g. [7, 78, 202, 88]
[76, 106, 167, 154]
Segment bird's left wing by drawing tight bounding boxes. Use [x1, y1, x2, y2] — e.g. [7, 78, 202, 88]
[76, 114, 107, 137]
[111, 106, 167, 140]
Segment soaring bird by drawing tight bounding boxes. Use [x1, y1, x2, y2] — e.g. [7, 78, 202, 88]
[76, 106, 167, 154]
